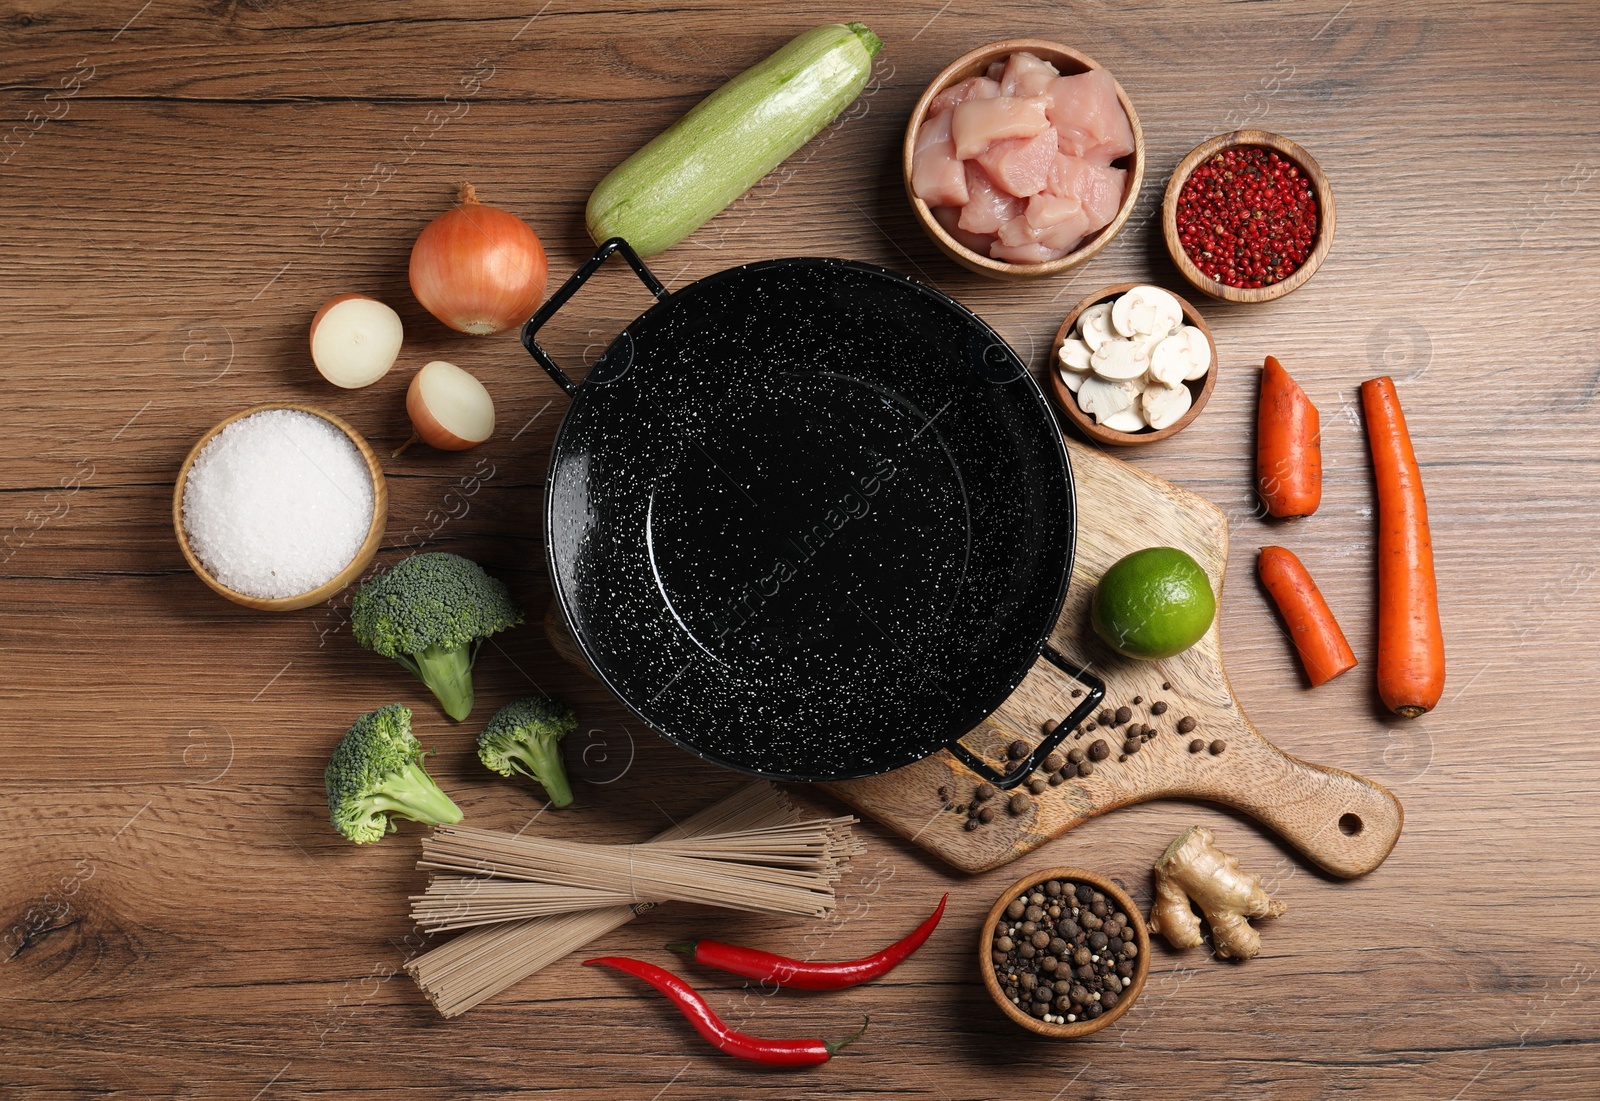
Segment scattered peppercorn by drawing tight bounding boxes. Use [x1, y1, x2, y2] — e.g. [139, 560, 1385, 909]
[964, 818, 980, 831]
[1088, 739, 1111, 761]
[1043, 750, 1065, 773]
[1007, 739, 1028, 760]
[1098, 709, 1112, 725]
[1070, 688, 1082, 698]
[1123, 740, 1140, 754]
[1209, 739, 1227, 756]
[974, 782, 996, 802]
[1177, 717, 1197, 734]
[1150, 701, 1168, 716]
[978, 806, 995, 824]
[1162, 681, 1171, 691]
[1113, 706, 1132, 725]
[1131, 696, 1142, 705]
[1066, 747, 1086, 765]
[936, 785, 950, 803]
[1009, 792, 1032, 814]
[1189, 739, 1206, 753]
[1028, 778, 1048, 795]
[1077, 760, 1095, 777]
[1175, 146, 1319, 288]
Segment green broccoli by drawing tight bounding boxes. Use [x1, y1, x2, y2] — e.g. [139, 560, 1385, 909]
[351, 552, 524, 722]
[477, 696, 578, 808]
[324, 703, 463, 844]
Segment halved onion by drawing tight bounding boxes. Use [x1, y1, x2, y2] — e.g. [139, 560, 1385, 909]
[406, 360, 495, 451]
[309, 293, 403, 388]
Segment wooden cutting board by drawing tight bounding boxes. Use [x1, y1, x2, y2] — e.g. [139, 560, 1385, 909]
[545, 439, 1402, 878]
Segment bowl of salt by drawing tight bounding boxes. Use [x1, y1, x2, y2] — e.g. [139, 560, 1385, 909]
[173, 404, 387, 611]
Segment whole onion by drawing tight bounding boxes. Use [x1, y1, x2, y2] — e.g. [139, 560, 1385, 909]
[409, 182, 548, 336]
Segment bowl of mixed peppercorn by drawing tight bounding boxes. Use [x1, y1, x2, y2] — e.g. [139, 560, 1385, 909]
[1161, 129, 1335, 304]
[978, 866, 1150, 1038]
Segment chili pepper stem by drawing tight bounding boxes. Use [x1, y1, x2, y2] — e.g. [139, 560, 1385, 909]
[823, 1015, 870, 1056]
[664, 941, 695, 956]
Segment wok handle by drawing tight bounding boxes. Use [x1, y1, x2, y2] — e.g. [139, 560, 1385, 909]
[946, 647, 1106, 790]
[520, 237, 668, 396]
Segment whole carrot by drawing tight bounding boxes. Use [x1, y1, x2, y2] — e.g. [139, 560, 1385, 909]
[1257, 546, 1357, 687]
[1256, 355, 1322, 518]
[1361, 376, 1444, 717]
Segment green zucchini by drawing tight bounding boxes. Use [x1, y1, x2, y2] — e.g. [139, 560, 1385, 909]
[586, 21, 883, 257]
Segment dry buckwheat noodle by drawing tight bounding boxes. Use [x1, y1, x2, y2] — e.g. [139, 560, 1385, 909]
[403, 782, 859, 1017]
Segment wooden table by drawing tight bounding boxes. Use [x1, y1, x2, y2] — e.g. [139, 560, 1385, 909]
[4, 2, 1597, 1097]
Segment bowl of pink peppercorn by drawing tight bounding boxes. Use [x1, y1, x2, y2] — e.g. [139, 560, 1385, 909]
[1162, 130, 1335, 304]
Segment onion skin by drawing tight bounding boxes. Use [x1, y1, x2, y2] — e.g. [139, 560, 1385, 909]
[409, 183, 548, 336]
[406, 364, 493, 451]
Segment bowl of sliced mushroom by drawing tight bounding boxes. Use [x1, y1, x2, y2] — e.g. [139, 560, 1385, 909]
[1049, 283, 1218, 445]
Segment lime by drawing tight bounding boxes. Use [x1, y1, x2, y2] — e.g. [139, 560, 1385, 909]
[1091, 547, 1216, 660]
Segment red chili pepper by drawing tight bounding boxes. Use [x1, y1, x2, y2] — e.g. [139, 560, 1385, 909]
[666, 893, 947, 990]
[584, 956, 867, 1066]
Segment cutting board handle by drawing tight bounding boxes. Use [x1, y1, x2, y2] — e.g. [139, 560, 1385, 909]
[1196, 733, 1404, 878]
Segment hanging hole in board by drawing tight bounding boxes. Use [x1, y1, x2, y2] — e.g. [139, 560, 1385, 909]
[1338, 813, 1363, 836]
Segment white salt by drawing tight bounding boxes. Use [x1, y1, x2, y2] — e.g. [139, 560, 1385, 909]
[182, 409, 374, 599]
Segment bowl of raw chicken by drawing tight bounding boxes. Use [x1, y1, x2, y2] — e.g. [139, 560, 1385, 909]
[1050, 283, 1218, 445]
[904, 39, 1145, 279]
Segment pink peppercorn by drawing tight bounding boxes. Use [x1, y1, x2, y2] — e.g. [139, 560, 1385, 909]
[1175, 147, 1318, 288]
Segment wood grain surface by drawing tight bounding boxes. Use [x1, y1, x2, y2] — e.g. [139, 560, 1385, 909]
[3, 2, 1598, 1099]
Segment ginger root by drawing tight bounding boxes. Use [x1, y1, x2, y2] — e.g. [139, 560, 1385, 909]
[1149, 826, 1286, 961]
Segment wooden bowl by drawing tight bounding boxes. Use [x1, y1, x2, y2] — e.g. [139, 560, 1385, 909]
[1049, 283, 1219, 446]
[903, 39, 1145, 280]
[1161, 130, 1335, 303]
[979, 865, 1151, 1038]
[172, 403, 387, 611]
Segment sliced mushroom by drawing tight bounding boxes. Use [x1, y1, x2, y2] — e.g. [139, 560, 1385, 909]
[1178, 325, 1212, 381]
[1089, 337, 1148, 381]
[1058, 336, 1093, 373]
[1101, 404, 1149, 433]
[1058, 365, 1089, 392]
[1111, 285, 1184, 339]
[1150, 326, 1211, 388]
[1076, 376, 1139, 423]
[1077, 302, 1116, 352]
[1142, 379, 1194, 430]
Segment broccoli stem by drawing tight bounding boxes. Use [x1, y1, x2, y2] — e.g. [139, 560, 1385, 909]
[412, 643, 476, 721]
[363, 760, 464, 827]
[506, 738, 574, 808]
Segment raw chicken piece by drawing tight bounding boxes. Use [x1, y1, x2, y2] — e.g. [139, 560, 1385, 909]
[986, 59, 1007, 81]
[973, 127, 1058, 198]
[998, 51, 1060, 97]
[1046, 154, 1128, 231]
[1044, 70, 1135, 162]
[950, 95, 1051, 159]
[928, 76, 1001, 117]
[990, 239, 1069, 263]
[1024, 192, 1094, 250]
[932, 203, 997, 256]
[959, 162, 1025, 234]
[911, 110, 970, 207]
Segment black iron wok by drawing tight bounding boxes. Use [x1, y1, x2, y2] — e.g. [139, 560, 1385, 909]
[524, 239, 1103, 786]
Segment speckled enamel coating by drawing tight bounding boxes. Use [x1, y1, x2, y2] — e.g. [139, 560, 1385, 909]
[542, 257, 1075, 781]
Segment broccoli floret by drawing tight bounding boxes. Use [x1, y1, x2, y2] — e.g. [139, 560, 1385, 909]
[324, 703, 463, 844]
[477, 696, 578, 808]
[351, 552, 524, 722]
